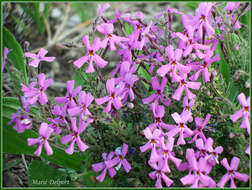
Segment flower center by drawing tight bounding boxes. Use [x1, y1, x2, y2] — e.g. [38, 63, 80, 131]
[136, 24, 141, 30]
[189, 39, 193, 45]
[73, 132, 78, 139]
[155, 117, 161, 124]
[88, 50, 94, 56]
[171, 60, 176, 66]
[107, 34, 112, 38]
[179, 123, 184, 129]
[164, 150, 168, 156]
[60, 116, 64, 120]
[110, 93, 115, 99]
[39, 88, 43, 93]
[157, 171, 161, 175]
[201, 149, 206, 155]
[197, 128, 201, 132]
[42, 136, 46, 141]
[229, 170, 233, 175]
[201, 62, 207, 68]
[82, 105, 86, 110]
[119, 155, 123, 160]
[213, 152, 216, 157]
[53, 123, 57, 128]
[181, 80, 186, 86]
[228, 10, 232, 16]
[68, 95, 72, 101]
[244, 106, 249, 112]
[201, 15, 205, 22]
[156, 90, 161, 96]
[196, 171, 199, 176]
[185, 106, 190, 111]
[151, 139, 155, 144]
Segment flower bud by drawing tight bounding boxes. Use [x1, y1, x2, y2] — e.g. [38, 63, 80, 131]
[234, 44, 239, 51]
[204, 89, 210, 96]
[245, 81, 250, 88]
[233, 71, 239, 81]
[229, 132, 235, 139]
[210, 70, 217, 81]
[127, 103, 134, 109]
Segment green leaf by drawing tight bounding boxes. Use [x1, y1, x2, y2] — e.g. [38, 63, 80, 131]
[72, 3, 94, 22]
[81, 171, 113, 187]
[215, 42, 230, 85]
[3, 27, 28, 84]
[3, 97, 87, 171]
[137, 63, 151, 90]
[28, 160, 71, 187]
[124, 22, 134, 36]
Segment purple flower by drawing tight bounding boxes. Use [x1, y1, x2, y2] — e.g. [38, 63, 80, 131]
[155, 136, 182, 173]
[95, 78, 124, 112]
[195, 138, 213, 159]
[206, 144, 223, 166]
[217, 157, 249, 188]
[24, 48, 55, 68]
[2, 47, 12, 72]
[148, 103, 174, 131]
[55, 80, 81, 109]
[140, 128, 162, 163]
[51, 105, 70, 130]
[175, 25, 210, 59]
[194, 3, 215, 37]
[92, 152, 119, 182]
[96, 23, 128, 51]
[223, 3, 241, 29]
[172, 73, 201, 101]
[167, 111, 194, 145]
[27, 123, 53, 156]
[68, 91, 94, 121]
[21, 73, 53, 105]
[189, 51, 220, 82]
[48, 118, 62, 135]
[115, 61, 138, 102]
[97, 3, 110, 17]
[230, 93, 250, 134]
[114, 143, 131, 173]
[189, 114, 211, 143]
[61, 117, 88, 155]
[149, 160, 174, 188]
[180, 149, 216, 187]
[157, 45, 189, 79]
[182, 96, 195, 122]
[142, 76, 170, 107]
[8, 109, 32, 133]
[20, 96, 30, 112]
[73, 35, 108, 72]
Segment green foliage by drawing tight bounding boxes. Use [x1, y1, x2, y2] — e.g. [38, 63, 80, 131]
[3, 27, 28, 84]
[28, 160, 72, 187]
[20, 3, 51, 35]
[72, 3, 94, 22]
[124, 22, 134, 36]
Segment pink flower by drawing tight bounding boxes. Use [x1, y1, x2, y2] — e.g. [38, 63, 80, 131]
[73, 35, 108, 72]
[8, 109, 32, 133]
[142, 76, 171, 107]
[189, 114, 211, 144]
[114, 143, 131, 173]
[95, 78, 124, 112]
[97, 3, 110, 17]
[180, 149, 216, 187]
[48, 118, 62, 135]
[149, 160, 174, 188]
[167, 111, 194, 145]
[21, 73, 53, 105]
[27, 123, 54, 156]
[172, 73, 201, 101]
[217, 157, 249, 188]
[2, 47, 12, 72]
[24, 48, 55, 68]
[96, 23, 128, 51]
[182, 96, 195, 122]
[55, 80, 81, 109]
[92, 152, 119, 182]
[157, 45, 189, 79]
[230, 93, 250, 134]
[51, 105, 70, 130]
[61, 117, 88, 155]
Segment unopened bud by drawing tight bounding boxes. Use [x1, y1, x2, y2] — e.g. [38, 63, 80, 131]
[234, 44, 239, 51]
[245, 81, 250, 88]
[24, 41, 30, 51]
[127, 103, 134, 109]
[204, 89, 210, 96]
[234, 71, 239, 81]
[229, 132, 235, 139]
[210, 70, 217, 81]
